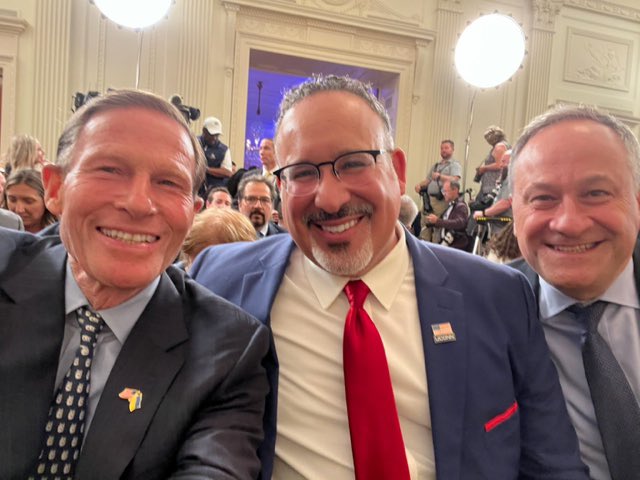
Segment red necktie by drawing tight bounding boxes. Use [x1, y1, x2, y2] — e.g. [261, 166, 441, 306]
[343, 280, 411, 480]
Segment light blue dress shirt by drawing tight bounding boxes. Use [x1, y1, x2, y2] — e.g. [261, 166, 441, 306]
[55, 261, 159, 438]
[539, 259, 640, 480]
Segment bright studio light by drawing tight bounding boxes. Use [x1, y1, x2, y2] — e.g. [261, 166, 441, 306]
[94, 0, 172, 29]
[455, 13, 525, 89]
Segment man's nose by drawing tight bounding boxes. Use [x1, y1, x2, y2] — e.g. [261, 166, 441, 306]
[549, 197, 592, 235]
[314, 166, 350, 213]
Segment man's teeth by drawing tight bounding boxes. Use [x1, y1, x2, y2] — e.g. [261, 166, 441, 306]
[321, 219, 358, 234]
[553, 243, 596, 253]
[101, 228, 157, 244]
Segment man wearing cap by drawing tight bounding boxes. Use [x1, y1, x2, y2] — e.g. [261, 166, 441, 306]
[199, 116, 233, 191]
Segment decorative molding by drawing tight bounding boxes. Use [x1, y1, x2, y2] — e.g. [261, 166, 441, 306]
[532, 0, 564, 30]
[223, 0, 434, 42]
[437, 0, 463, 14]
[563, 28, 632, 91]
[0, 14, 28, 35]
[563, 0, 640, 23]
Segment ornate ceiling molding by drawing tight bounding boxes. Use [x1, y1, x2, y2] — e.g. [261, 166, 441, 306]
[564, 0, 640, 23]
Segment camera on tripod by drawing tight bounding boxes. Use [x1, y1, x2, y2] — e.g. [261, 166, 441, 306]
[170, 95, 200, 124]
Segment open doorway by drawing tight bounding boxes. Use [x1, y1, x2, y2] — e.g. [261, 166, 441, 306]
[244, 49, 400, 169]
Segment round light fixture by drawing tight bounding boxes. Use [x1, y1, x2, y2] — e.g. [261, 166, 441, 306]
[94, 0, 172, 29]
[454, 13, 525, 89]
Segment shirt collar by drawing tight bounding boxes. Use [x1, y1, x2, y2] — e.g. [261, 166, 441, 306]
[258, 223, 269, 237]
[540, 258, 639, 318]
[303, 223, 409, 310]
[65, 261, 160, 344]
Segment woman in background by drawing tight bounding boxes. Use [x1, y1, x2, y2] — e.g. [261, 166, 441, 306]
[181, 207, 256, 270]
[4, 134, 47, 176]
[5, 169, 56, 233]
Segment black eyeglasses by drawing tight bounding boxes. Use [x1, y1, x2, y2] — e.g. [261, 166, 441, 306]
[273, 149, 386, 197]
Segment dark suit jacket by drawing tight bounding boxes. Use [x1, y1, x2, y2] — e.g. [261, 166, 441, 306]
[191, 232, 588, 480]
[433, 199, 470, 250]
[0, 228, 270, 480]
[265, 221, 286, 237]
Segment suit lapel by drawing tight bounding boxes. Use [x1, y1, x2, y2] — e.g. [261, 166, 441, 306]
[0, 241, 67, 479]
[238, 236, 294, 326]
[76, 272, 188, 480]
[406, 236, 467, 480]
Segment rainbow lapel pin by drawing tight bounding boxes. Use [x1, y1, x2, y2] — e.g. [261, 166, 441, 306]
[119, 388, 143, 412]
[431, 322, 456, 344]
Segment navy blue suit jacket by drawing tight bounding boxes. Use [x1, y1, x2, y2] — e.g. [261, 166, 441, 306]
[191, 231, 588, 479]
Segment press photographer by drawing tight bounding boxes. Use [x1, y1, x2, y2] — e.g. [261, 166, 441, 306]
[414, 139, 462, 242]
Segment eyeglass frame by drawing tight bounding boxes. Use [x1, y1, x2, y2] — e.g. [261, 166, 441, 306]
[239, 195, 273, 206]
[273, 149, 387, 196]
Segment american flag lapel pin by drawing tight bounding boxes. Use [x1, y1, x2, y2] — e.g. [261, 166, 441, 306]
[431, 322, 456, 344]
[119, 387, 143, 412]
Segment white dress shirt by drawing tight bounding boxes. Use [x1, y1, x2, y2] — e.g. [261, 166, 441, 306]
[270, 226, 435, 479]
[539, 260, 640, 480]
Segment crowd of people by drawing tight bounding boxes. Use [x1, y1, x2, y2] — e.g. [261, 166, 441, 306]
[1, 75, 639, 480]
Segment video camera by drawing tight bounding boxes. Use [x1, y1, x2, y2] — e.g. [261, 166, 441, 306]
[170, 95, 200, 124]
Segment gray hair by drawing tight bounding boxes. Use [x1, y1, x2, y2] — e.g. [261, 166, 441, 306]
[399, 194, 419, 227]
[238, 172, 276, 203]
[274, 74, 394, 150]
[55, 89, 206, 196]
[510, 104, 640, 190]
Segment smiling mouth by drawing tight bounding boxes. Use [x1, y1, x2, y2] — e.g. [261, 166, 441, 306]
[99, 227, 159, 244]
[551, 242, 599, 253]
[318, 218, 360, 234]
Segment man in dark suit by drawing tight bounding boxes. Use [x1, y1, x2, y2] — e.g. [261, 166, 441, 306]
[191, 75, 587, 479]
[423, 179, 470, 250]
[0, 90, 269, 479]
[510, 105, 640, 480]
[237, 173, 286, 238]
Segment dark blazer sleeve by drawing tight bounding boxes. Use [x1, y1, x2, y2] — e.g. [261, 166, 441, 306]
[433, 202, 468, 232]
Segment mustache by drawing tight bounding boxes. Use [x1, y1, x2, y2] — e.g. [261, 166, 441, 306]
[303, 204, 373, 225]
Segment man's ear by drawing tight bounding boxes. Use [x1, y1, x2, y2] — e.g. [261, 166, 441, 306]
[193, 195, 204, 213]
[391, 148, 407, 195]
[43, 164, 65, 216]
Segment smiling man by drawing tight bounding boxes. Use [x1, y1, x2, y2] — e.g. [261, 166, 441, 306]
[0, 90, 269, 479]
[510, 105, 640, 480]
[191, 75, 587, 479]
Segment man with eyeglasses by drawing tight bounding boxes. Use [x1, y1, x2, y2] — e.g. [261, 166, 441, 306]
[191, 75, 587, 479]
[237, 173, 286, 237]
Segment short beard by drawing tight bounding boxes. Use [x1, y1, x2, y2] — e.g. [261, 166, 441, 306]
[305, 204, 374, 276]
[310, 237, 373, 276]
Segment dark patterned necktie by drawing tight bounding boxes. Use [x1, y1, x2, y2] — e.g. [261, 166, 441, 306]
[30, 306, 105, 480]
[570, 301, 640, 480]
[343, 280, 410, 480]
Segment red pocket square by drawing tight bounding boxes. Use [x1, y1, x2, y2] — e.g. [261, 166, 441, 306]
[484, 401, 518, 432]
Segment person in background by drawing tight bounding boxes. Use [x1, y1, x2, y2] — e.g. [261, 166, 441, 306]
[414, 139, 461, 242]
[181, 207, 256, 270]
[4, 133, 47, 176]
[5, 169, 56, 233]
[471, 125, 509, 212]
[205, 186, 233, 209]
[0, 89, 269, 479]
[191, 74, 587, 480]
[198, 116, 233, 191]
[237, 173, 286, 238]
[510, 105, 640, 480]
[398, 194, 419, 232]
[424, 180, 470, 250]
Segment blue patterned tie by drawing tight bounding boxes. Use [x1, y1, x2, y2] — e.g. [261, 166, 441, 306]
[30, 306, 105, 479]
[570, 301, 640, 480]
